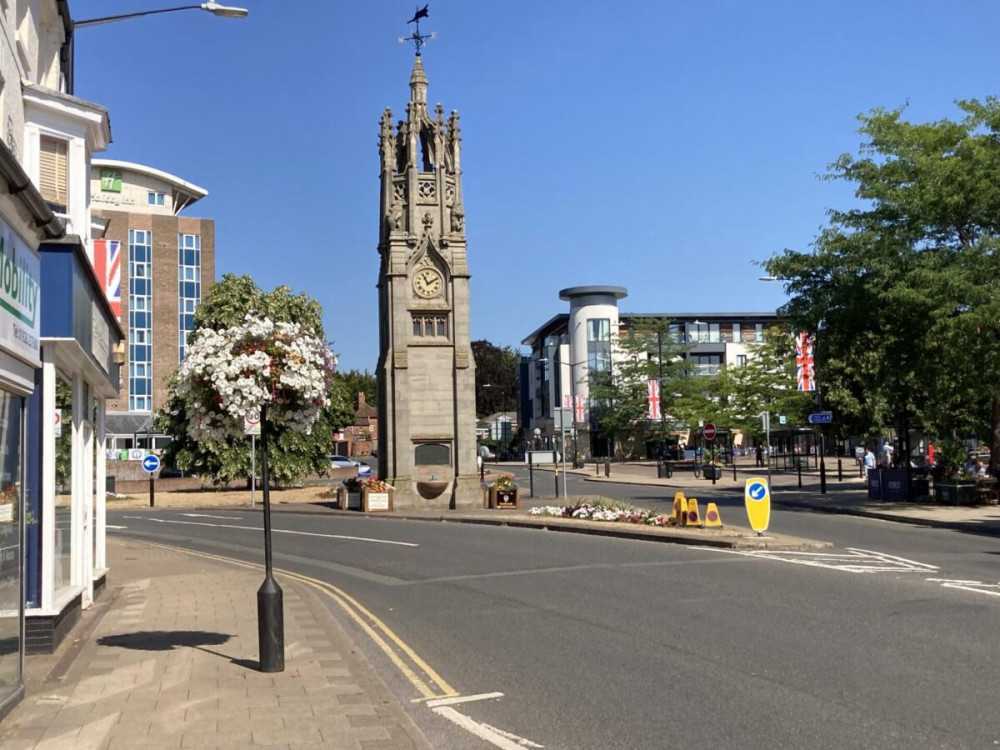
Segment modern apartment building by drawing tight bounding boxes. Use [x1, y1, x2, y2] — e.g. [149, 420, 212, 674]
[89, 159, 215, 447]
[520, 286, 780, 457]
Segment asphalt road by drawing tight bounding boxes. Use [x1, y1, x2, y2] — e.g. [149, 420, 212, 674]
[108, 500, 1000, 750]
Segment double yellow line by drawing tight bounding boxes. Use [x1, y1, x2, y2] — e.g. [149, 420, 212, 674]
[134, 540, 458, 701]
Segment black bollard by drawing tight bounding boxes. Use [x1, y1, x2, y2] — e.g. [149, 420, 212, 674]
[605, 460, 610, 478]
[797, 460, 802, 488]
[837, 457, 842, 482]
[554, 470, 559, 498]
[733, 461, 737, 481]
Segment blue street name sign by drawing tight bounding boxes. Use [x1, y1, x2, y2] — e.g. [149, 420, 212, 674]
[808, 412, 833, 425]
[142, 454, 161, 473]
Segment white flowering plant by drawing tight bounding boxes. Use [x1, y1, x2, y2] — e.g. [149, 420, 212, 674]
[174, 314, 337, 441]
[529, 501, 672, 526]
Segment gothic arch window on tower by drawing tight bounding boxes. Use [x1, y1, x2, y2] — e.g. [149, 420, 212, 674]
[412, 313, 449, 339]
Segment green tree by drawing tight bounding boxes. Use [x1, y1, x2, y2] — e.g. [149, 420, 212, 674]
[335, 369, 377, 409]
[588, 319, 691, 458]
[764, 99, 1000, 467]
[157, 274, 353, 485]
[472, 339, 519, 418]
[714, 327, 814, 439]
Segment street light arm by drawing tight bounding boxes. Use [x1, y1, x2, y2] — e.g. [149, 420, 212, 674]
[74, 3, 247, 28]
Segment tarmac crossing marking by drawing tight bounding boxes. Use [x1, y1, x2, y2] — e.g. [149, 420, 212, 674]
[697, 546, 939, 574]
[926, 578, 1000, 598]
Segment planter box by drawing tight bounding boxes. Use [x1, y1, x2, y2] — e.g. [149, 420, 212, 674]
[346, 491, 362, 510]
[489, 487, 520, 509]
[362, 488, 393, 512]
[881, 469, 909, 502]
[866, 468, 881, 500]
[702, 466, 722, 480]
[934, 483, 975, 506]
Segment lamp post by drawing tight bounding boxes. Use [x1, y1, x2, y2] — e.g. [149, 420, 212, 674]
[74, 3, 249, 27]
[256, 403, 283, 672]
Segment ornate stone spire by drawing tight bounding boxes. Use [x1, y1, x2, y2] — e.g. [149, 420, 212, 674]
[409, 55, 428, 106]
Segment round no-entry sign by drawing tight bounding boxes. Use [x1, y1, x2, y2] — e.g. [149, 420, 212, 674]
[703, 423, 717, 441]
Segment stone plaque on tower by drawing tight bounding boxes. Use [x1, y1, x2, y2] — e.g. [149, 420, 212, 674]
[375, 30, 479, 509]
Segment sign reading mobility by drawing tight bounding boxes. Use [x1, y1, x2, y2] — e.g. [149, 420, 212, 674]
[0, 222, 40, 366]
[744, 477, 771, 533]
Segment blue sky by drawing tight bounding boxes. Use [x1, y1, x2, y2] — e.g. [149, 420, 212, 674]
[73, 1, 1000, 371]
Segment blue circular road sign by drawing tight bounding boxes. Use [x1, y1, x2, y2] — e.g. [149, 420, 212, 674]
[142, 454, 161, 474]
[748, 482, 767, 501]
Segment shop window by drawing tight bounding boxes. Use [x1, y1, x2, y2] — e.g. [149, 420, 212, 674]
[0, 389, 24, 706]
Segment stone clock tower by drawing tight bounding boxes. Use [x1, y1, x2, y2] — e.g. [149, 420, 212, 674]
[375, 53, 479, 509]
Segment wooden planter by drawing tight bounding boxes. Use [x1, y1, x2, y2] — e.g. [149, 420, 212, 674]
[362, 488, 393, 512]
[489, 487, 520, 510]
[345, 490, 362, 510]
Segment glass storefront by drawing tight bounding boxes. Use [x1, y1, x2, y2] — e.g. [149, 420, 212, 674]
[0, 390, 24, 709]
[54, 375, 71, 594]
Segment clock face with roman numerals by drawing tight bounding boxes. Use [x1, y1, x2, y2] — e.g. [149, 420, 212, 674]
[413, 268, 443, 298]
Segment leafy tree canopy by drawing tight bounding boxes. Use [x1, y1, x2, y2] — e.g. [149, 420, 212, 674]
[335, 369, 377, 410]
[472, 339, 519, 418]
[158, 274, 353, 484]
[714, 327, 814, 440]
[588, 319, 691, 458]
[764, 99, 1000, 465]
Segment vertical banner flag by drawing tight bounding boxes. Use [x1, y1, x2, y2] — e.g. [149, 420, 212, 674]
[795, 331, 816, 392]
[574, 394, 585, 424]
[647, 379, 661, 420]
[92, 239, 122, 317]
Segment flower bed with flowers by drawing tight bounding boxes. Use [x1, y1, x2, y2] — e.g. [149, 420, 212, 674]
[529, 500, 674, 527]
[175, 314, 336, 441]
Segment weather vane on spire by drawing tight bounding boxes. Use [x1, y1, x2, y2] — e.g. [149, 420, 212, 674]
[399, 4, 435, 56]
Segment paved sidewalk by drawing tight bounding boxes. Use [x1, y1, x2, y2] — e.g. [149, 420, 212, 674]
[0, 539, 432, 750]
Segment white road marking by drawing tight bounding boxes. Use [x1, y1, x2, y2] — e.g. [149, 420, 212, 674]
[698, 546, 938, 574]
[119, 516, 418, 547]
[426, 692, 504, 708]
[431, 706, 544, 749]
[106, 525, 127, 530]
[480, 722, 546, 748]
[179, 513, 243, 519]
[927, 578, 1000, 598]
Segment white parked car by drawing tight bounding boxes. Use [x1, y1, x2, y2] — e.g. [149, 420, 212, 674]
[329, 455, 371, 477]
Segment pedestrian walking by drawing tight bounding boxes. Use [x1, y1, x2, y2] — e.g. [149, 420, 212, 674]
[755, 444, 764, 467]
[864, 446, 876, 473]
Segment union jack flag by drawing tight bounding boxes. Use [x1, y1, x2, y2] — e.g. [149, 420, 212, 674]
[795, 331, 816, 392]
[647, 379, 662, 420]
[92, 239, 121, 318]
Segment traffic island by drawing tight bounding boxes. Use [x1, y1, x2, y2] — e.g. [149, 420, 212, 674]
[426, 510, 830, 550]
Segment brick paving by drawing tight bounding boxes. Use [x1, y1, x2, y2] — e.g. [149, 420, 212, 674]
[0, 540, 432, 750]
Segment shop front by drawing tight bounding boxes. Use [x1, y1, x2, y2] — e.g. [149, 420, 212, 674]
[23, 238, 122, 654]
[0, 146, 62, 720]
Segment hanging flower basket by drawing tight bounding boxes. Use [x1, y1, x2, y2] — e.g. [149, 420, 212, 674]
[174, 314, 336, 442]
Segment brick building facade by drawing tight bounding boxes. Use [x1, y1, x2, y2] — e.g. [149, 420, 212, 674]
[89, 160, 215, 444]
